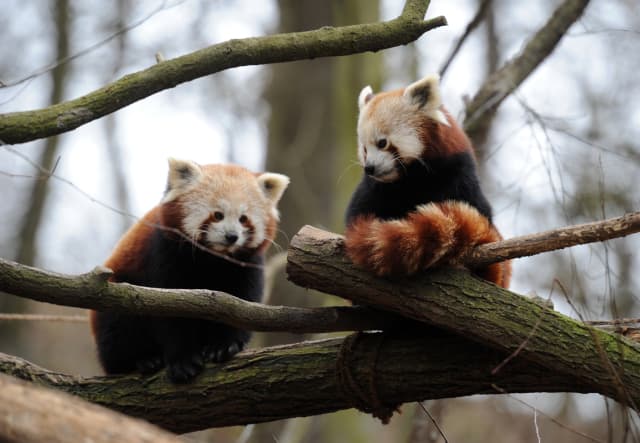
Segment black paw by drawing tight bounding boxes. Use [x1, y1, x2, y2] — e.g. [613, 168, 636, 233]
[166, 353, 204, 383]
[136, 355, 164, 375]
[202, 340, 245, 363]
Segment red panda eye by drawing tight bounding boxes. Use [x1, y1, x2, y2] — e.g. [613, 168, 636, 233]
[213, 211, 224, 221]
[239, 215, 248, 224]
[376, 138, 388, 149]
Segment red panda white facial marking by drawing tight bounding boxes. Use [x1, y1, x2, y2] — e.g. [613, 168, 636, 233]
[161, 159, 289, 254]
[356, 74, 450, 183]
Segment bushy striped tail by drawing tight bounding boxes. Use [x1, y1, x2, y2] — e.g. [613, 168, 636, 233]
[345, 201, 511, 288]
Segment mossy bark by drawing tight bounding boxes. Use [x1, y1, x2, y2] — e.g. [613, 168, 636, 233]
[0, 0, 445, 145]
[0, 257, 396, 333]
[287, 225, 640, 409]
[1, 225, 639, 431]
[1, 331, 596, 433]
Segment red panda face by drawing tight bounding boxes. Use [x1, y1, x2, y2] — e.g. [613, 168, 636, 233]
[160, 159, 289, 254]
[356, 75, 451, 183]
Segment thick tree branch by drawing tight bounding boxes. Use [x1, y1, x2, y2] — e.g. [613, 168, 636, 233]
[0, 0, 446, 145]
[0, 374, 181, 443]
[287, 225, 640, 409]
[463, 0, 590, 140]
[1, 211, 638, 333]
[0, 258, 394, 333]
[0, 333, 602, 433]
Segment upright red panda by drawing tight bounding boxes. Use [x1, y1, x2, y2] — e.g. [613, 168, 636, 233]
[345, 74, 511, 287]
[90, 159, 289, 383]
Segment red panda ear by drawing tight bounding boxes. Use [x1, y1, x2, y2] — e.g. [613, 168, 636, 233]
[358, 85, 374, 110]
[403, 74, 450, 126]
[162, 158, 202, 202]
[404, 74, 442, 109]
[257, 173, 290, 205]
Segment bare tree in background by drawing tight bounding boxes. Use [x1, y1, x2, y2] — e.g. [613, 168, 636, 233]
[0, 0, 70, 356]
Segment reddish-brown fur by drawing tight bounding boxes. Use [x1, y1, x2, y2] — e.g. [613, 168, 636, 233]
[363, 89, 472, 159]
[90, 165, 283, 338]
[89, 207, 162, 338]
[346, 76, 511, 288]
[346, 201, 511, 286]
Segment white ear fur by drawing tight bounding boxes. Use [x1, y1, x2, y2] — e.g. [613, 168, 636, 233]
[403, 74, 442, 110]
[358, 85, 374, 110]
[162, 158, 202, 202]
[257, 172, 290, 205]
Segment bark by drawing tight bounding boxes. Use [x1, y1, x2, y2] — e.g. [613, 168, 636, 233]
[1, 224, 640, 431]
[0, 258, 395, 333]
[0, 332, 598, 433]
[287, 226, 640, 409]
[0, 374, 181, 443]
[0, 0, 446, 145]
[466, 211, 640, 267]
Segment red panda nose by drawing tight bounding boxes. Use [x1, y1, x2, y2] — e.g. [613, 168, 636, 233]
[364, 165, 375, 176]
[225, 233, 239, 245]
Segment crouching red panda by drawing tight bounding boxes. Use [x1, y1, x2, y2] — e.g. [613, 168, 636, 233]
[345, 74, 511, 287]
[90, 159, 289, 383]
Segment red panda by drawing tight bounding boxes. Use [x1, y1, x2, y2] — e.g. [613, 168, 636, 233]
[344, 74, 511, 287]
[90, 159, 289, 383]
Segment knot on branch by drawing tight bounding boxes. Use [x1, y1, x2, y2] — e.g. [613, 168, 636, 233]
[86, 266, 114, 283]
[335, 332, 399, 424]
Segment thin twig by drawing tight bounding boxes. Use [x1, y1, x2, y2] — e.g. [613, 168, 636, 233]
[586, 319, 640, 326]
[439, 0, 492, 77]
[417, 402, 449, 443]
[3, 146, 263, 269]
[1, 1, 178, 89]
[0, 314, 87, 323]
[492, 384, 605, 443]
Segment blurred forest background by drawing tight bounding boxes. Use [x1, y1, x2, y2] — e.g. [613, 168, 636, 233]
[1, 0, 640, 442]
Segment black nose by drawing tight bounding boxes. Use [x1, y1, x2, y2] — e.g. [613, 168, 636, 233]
[225, 233, 239, 245]
[364, 165, 375, 176]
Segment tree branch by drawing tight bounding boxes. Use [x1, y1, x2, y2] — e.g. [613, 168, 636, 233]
[466, 211, 640, 267]
[0, 0, 446, 145]
[0, 333, 601, 433]
[463, 0, 590, 139]
[287, 225, 640, 410]
[0, 211, 637, 333]
[439, 0, 492, 77]
[0, 257, 394, 333]
[0, 374, 181, 443]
